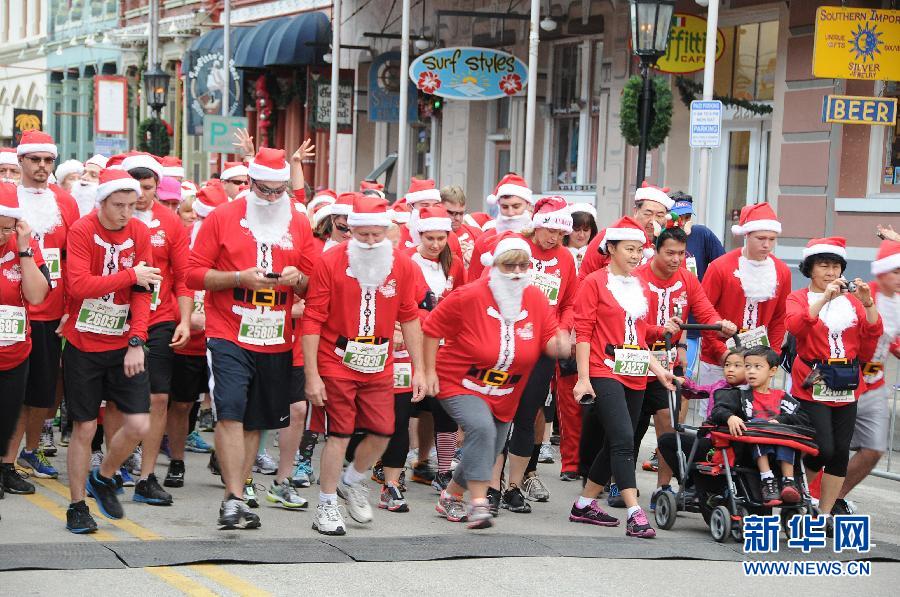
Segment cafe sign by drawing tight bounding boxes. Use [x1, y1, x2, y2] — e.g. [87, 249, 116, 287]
[813, 7, 900, 81]
[653, 13, 725, 75]
[409, 47, 527, 101]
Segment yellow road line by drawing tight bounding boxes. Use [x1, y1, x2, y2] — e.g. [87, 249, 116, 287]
[23, 492, 118, 542]
[190, 564, 273, 597]
[144, 567, 219, 597]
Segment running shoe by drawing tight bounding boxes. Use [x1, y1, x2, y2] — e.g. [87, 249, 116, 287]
[90, 450, 104, 470]
[501, 484, 532, 513]
[523, 473, 550, 502]
[337, 478, 373, 523]
[266, 479, 308, 509]
[761, 476, 781, 506]
[312, 502, 346, 536]
[253, 450, 278, 475]
[124, 446, 142, 475]
[538, 443, 555, 464]
[436, 491, 467, 522]
[650, 485, 676, 512]
[66, 501, 98, 534]
[569, 499, 620, 526]
[86, 468, 124, 519]
[118, 467, 135, 488]
[642, 451, 659, 472]
[208, 451, 222, 476]
[844, 499, 858, 514]
[411, 460, 435, 485]
[371, 461, 385, 484]
[164, 459, 185, 488]
[607, 483, 625, 508]
[185, 431, 213, 454]
[198, 408, 215, 432]
[487, 487, 502, 517]
[218, 495, 261, 530]
[780, 478, 801, 504]
[625, 508, 656, 538]
[466, 502, 493, 530]
[431, 471, 452, 493]
[60, 428, 71, 447]
[134, 474, 173, 505]
[17, 449, 58, 479]
[160, 435, 171, 459]
[1, 464, 35, 494]
[40, 423, 57, 457]
[398, 470, 407, 492]
[559, 471, 580, 482]
[550, 433, 560, 446]
[272, 431, 279, 448]
[243, 478, 259, 508]
[290, 461, 311, 489]
[832, 498, 853, 516]
[378, 483, 409, 512]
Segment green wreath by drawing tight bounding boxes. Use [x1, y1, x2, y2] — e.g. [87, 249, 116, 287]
[620, 75, 672, 149]
[137, 117, 171, 156]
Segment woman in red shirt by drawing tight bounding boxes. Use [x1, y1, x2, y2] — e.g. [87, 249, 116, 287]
[785, 237, 882, 520]
[572, 216, 675, 539]
[423, 234, 566, 529]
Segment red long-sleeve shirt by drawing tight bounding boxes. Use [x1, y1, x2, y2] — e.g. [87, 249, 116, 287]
[0, 236, 45, 370]
[466, 229, 498, 283]
[525, 237, 579, 330]
[635, 261, 721, 344]
[142, 201, 192, 327]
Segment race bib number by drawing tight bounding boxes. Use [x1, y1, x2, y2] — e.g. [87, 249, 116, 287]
[812, 383, 855, 403]
[726, 326, 770, 350]
[343, 340, 389, 373]
[685, 256, 698, 277]
[43, 247, 62, 281]
[393, 362, 412, 388]
[532, 271, 561, 305]
[75, 299, 129, 336]
[193, 291, 205, 314]
[614, 348, 650, 377]
[0, 306, 27, 342]
[150, 277, 163, 312]
[237, 310, 285, 346]
[649, 349, 676, 376]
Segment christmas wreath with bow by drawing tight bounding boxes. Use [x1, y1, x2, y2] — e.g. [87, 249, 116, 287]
[137, 117, 171, 156]
[619, 75, 673, 149]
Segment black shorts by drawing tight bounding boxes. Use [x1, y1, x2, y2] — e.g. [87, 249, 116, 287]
[0, 360, 29, 453]
[642, 366, 684, 416]
[170, 353, 209, 403]
[147, 322, 175, 395]
[63, 343, 150, 422]
[291, 366, 306, 404]
[24, 319, 62, 408]
[207, 338, 292, 431]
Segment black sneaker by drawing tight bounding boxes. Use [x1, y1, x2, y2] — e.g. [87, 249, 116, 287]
[569, 499, 620, 527]
[66, 501, 98, 534]
[218, 494, 261, 530]
[1, 464, 35, 494]
[487, 487, 502, 517]
[371, 461, 384, 484]
[761, 476, 781, 506]
[831, 498, 852, 516]
[164, 460, 185, 488]
[411, 460, 435, 484]
[208, 451, 221, 476]
[560, 471, 580, 482]
[86, 469, 124, 519]
[431, 471, 452, 493]
[134, 474, 173, 505]
[501, 484, 532, 513]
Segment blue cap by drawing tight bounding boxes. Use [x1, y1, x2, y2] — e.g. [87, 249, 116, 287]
[672, 199, 694, 216]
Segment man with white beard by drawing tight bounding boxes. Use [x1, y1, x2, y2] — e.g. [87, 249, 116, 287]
[55, 160, 84, 193]
[188, 148, 317, 530]
[70, 155, 107, 217]
[467, 174, 536, 281]
[302, 193, 425, 536]
[1, 131, 80, 496]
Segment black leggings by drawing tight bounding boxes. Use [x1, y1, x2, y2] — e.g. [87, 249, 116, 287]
[509, 354, 556, 457]
[802, 401, 857, 477]
[584, 377, 644, 490]
[382, 392, 414, 469]
[0, 360, 29, 455]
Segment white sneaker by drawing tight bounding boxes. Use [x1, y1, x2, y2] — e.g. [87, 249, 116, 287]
[253, 450, 277, 475]
[313, 503, 347, 535]
[90, 450, 103, 469]
[337, 478, 374, 523]
[538, 443, 555, 464]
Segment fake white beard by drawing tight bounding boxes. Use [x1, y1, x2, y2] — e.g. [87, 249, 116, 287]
[735, 255, 777, 302]
[878, 292, 900, 338]
[347, 238, 394, 288]
[488, 267, 531, 321]
[407, 207, 422, 245]
[496, 213, 532, 234]
[412, 251, 447, 296]
[606, 273, 648, 319]
[808, 292, 858, 333]
[245, 191, 292, 246]
[71, 181, 98, 217]
[17, 186, 61, 235]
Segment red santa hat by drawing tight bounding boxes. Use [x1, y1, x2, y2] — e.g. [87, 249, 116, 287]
[405, 178, 441, 204]
[532, 196, 573, 233]
[122, 152, 164, 179]
[96, 169, 142, 204]
[414, 205, 452, 233]
[730, 202, 782, 236]
[480, 231, 532, 267]
[331, 192, 354, 217]
[465, 211, 492, 230]
[311, 201, 335, 228]
[16, 130, 58, 158]
[248, 149, 289, 182]
[307, 189, 337, 213]
[106, 153, 127, 170]
[0, 148, 20, 166]
[568, 202, 597, 220]
[599, 216, 647, 253]
[193, 184, 229, 218]
[802, 236, 847, 260]
[360, 180, 386, 199]
[220, 161, 249, 181]
[388, 201, 411, 225]
[486, 174, 533, 206]
[0, 182, 23, 219]
[84, 154, 108, 169]
[347, 194, 391, 228]
[55, 159, 83, 182]
[181, 180, 198, 195]
[160, 156, 184, 178]
[634, 181, 674, 210]
[871, 239, 900, 276]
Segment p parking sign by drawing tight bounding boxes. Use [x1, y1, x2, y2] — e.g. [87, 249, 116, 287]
[203, 115, 248, 153]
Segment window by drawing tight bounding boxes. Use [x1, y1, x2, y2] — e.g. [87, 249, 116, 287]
[877, 83, 900, 194]
[714, 21, 778, 101]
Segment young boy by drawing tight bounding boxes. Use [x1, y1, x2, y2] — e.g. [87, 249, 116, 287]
[709, 346, 808, 506]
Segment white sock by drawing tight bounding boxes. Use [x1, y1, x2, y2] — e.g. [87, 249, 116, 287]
[576, 496, 594, 508]
[760, 470, 774, 480]
[342, 463, 367, 486]
[319, 491, 337, 505]
[627, 506, 640, 518]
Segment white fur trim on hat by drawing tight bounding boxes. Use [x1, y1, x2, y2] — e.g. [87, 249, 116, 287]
[247, 160, 288, 182]
[406, 188, 441, 204]
[802, 243, 847, 260]
[568, 203, 597, 220]
[55, 159, 83, 182]
[85, 154, 108, 169]
[307, 195, 336, 213]
[483, 219, 497, 231]
[163, 166, 185, 178]
[330, 202, 351, 217]
[96, 178, 141, 204]
[0, 151, 19, 166]
[634, 186, 674, 209]
[221, 164, 249, 180]
[532, 210, 573, 233]
[16, 144, 58, 158]
[347, 210, 391, 228]
[0, 205, 23, 219]
[731, 219, 782, 236]
[599, 227, 646, 253]
[122, 154, 164, 179]
[193, 199, 214, 218]
[872, 252, 900, 276]
[480, 236, 532, 267]
[313, 204, 333, 227]
[495, 183, 533, 204]
[414, 216, 452, 233]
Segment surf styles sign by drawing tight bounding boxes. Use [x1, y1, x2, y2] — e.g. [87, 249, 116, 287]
[409, 47, 527, 101]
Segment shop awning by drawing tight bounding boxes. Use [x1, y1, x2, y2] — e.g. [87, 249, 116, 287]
[182, 26, 253, 73]
[233, 12, 330, 69]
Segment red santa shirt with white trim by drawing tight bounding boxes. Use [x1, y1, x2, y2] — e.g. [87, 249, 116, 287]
[301, 243, 420, 382]
[139, 200, 192, 327]
[0, 235, 45, 370]
[525, 236, 579, 330]
[635, 261, 721, 345]
[423, 277, 559, 422]
[862, 280, 900, 392]
[186, 198, 317, 354]
[63, 213, 153, 352]
[175, 222, 207, 358]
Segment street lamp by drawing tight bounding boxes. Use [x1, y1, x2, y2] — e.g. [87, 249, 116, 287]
[629, 0, 675, 187]
[143, 65, 171, 118]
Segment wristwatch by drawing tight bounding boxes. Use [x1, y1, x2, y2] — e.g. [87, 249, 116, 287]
[128, 336, 145, 348]
[18, 248, 34, 258]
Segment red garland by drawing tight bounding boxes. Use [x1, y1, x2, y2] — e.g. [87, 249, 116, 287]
[255, 76, 273, 148]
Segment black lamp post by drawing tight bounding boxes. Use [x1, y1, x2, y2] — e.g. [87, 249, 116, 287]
[143, 64, 171, 119]
[629, 0, 676, 187]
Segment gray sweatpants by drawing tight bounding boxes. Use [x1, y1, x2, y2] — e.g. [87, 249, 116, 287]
[440, 394, 511, 488]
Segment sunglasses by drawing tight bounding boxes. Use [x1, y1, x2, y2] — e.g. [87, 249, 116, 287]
[446, 209, 465, 218]
[226, 179, 249, 185]
[335, 223, 351, 234]
[25, 156, 55, 165]
[252, 181, 288, 197]
[499, 262, 531, 272]
[0, 226, 16, 235]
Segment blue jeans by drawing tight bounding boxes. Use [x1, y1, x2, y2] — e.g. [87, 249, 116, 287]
[749, 417, 795, 466]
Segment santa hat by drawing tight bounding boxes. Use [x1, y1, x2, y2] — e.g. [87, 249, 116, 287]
[802, 236, 847, 260]
[181, 180, 198, 195]
[568, 202, 597, 220]
[106, 153, 127, 170]
[96, 169, 142, 204]
[599, 216, 647, 253]
[311, 202, 334, 228]
[731, 202, 782, 236]
[85, 154, 108, 169]
[871, 240, 900, 276]
[220, 161, 249, 181]
[388, 201, 411, 225]
[0, 148, 20, 166]
[331, 192, 354, 217]
[634, 181, 674, 209]
[16, 130, 57, 157]
[486, 174, 533, 206]
[360, 180, 386, 199]
[307, 189, 337, 213]
[483, 219, 497, 231]
[0, 182, 23, 219]
[248, 148, 289, 181]
[480, 231, 532, 267]
[157, 176, 182, 203]
[532, 196, 573, 233]
[193, 184, 229, 218]
[465, 211, 492, 230]
[55, 159, 83, 182]
[414, 205, 452, 233]
[347, 194, 391, 228]
[405, 178, 441, 204]
[160, 156, 184, 178]
[122, 152, 163, 179]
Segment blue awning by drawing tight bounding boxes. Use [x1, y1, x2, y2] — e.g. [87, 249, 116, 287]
[233, 12, 330, 69]
[182, 26, 253, 73]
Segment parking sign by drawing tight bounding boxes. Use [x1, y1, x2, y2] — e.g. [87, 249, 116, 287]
[203, 115, 249, 153]
[689, 100, 722, 148]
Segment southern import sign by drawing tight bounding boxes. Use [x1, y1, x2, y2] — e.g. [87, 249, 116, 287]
[813, 7, 900, 81]
[409, 47, 527, 101]
[822, 95, 897, 125]
[202, 115, 249, 153]
[689, 100, 723, 148]
[654, 13, 726, 75]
